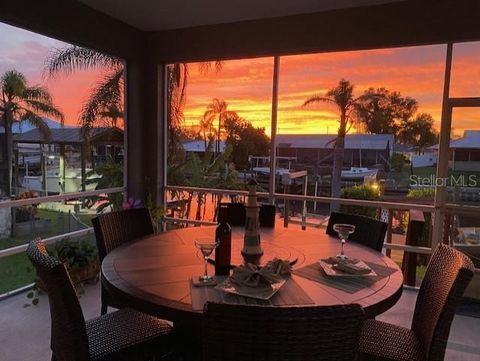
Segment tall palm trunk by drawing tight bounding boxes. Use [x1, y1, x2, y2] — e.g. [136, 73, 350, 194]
[330, 111, 347, 211]
[216, 117, 221, 156]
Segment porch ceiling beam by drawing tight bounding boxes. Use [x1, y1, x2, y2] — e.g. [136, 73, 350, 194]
[448, 97, 480, 108]
[149, 0, 480, 63]
[0, 0, 145, 60]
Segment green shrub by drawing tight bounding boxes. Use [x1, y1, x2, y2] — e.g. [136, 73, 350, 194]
[407, 188, 435, 199]
[340, 185, 381, 218]
[406, 188, 433, 249]
[49, 238, 98, 270]
[390, 153, 409, 172]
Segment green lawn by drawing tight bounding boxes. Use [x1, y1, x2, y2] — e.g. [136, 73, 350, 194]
[0, 253, 35, 294]
[0, 209, 95, 295]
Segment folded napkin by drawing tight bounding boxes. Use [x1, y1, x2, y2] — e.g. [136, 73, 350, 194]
[264, 258, 292, 276]
[230, 263, 284, 290]
[324, 257, 372, 275]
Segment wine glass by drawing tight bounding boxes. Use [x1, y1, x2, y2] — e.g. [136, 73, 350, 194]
[195, 238, 219, 283]
[333, 224, 356, 260]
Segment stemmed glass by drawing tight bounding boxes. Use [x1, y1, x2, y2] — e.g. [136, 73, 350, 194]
[333, 224, 356, 260]
[195, 238, 219, 283]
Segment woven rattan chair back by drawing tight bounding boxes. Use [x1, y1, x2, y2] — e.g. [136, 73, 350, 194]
[259, 204, 276, 227]
[203, 302, 364, 361]
[411, 244, 475, 361]
[218, 203, 276, 227]
[326, 212, 387, 252]
[218, 202, 246, 226]
[26, 239, 90, 361]
[92, 207, 154, 262]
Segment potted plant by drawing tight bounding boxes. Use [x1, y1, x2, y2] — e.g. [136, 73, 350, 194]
[28, 238, 99, 305]
[50, 238, 100, 284]
[15, 191, 39, 222]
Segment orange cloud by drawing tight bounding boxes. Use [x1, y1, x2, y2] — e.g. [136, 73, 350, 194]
[182, 44, 461, 135]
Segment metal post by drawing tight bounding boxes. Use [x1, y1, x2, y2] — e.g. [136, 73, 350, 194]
[41, 149, 47, 196]
[302, 175, 308, 230]
[269, 56, 280, 204]
[283, 184, 289, 228]
[80, 145, 86, 192]
[13, 147, 19, 193]
[432, 43, 453, 247]
[59, 144, 65, 193]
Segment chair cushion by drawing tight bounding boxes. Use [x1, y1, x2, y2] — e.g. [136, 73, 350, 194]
[359, 319, 425, 361]
[86, 308, 172, 360]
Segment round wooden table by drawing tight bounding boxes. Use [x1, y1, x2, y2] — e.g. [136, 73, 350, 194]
[102, 225, 403, 322]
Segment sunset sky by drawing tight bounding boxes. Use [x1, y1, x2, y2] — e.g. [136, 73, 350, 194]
[1, 22, 480, 138]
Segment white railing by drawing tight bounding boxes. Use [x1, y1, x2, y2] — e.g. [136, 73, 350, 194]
[165, 185, 435, 212]
[0, 228, 94, 259]
[164, 185, 435, 254]
[0, 187, 125, 209]
[0, 186, 126, 259]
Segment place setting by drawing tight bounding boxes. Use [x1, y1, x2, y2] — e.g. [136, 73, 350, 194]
[189, 180, 314, 310]
[294, 223, 396, 293]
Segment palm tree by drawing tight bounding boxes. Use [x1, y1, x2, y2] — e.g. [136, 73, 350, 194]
[203, 98, 238, 156]
[0, 70, 64, 195]
[45, 46, 221, 150]
[199, 114, 215, 150]
[99, 104, 123, 128]
[302, 79, 357, 203]
[44, 46, 123, 136]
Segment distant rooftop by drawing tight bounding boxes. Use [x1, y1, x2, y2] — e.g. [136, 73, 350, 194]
[276, 134, 394, 150]
[0, 118, 69, 134]
[14, 127, 124, 145]
[430, 130, 480, 150]
[183, 140, 226, 153]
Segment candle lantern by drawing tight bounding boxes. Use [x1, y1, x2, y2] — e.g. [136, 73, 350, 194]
[241, 178, 263, 264]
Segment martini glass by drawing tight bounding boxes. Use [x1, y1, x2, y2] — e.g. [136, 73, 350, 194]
[195, 238, 219, 283]
[333, 224, 356, 260]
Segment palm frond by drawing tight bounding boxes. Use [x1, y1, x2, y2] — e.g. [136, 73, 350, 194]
[1, 70, 27, 99]
[302, 96, 333, 107]
[22, 86, 53, 103]
[44, 46, 122, 79]
[20, 111, 52, 140]
[79, 69, 124, 136]
[167, 63, 188, 130]
[198, 61, 223, 75]
[23, 100, 64, 124]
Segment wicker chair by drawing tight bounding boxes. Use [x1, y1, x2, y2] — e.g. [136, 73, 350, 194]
[203, 302, 365, 361]
[259, 204, 276, 228]
[217, 203, 276, 227]
[218, 202, 246, 226]
[326, 212, 387, 252]
[359, 244, 475, 361]
[26, 239, 172, 361]
[92, 207, 154, 314]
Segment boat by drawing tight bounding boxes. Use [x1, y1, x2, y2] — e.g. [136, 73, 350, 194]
[341, 167, 378, 180]
[21, 168, 97, 195]
[251, 167, 292, 176]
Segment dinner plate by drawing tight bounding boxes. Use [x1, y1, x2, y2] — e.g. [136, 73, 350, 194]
[319, 260, 378, 277]
[216, 278, 286, 300]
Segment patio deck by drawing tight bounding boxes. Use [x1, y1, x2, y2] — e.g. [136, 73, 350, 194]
[0, 284, 478, 360]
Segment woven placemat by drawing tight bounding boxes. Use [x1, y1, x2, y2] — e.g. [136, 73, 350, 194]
[190, 276, 314, 311]
[294, 261, 397, 294]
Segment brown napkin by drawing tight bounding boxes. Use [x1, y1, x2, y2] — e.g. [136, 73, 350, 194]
[324, 257, 372, 275]
[264, 258, 292, 276]
[230, 263, 284, 290]
[334, 259, 372, 275]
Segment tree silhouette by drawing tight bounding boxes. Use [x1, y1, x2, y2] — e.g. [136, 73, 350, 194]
[303, 79, 358, 202]
[0, 70, 64, 195]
